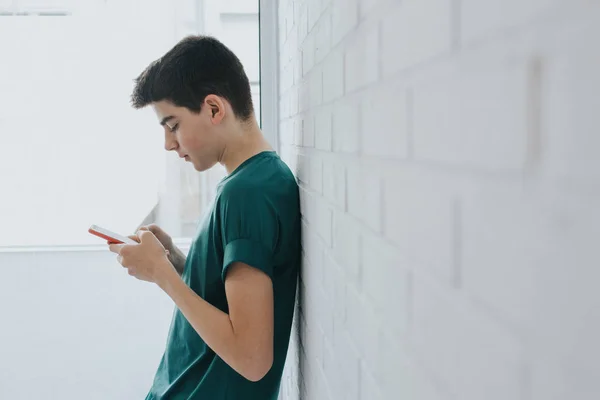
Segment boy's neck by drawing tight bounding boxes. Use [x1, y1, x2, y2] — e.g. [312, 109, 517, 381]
[219, 120, 273, 174]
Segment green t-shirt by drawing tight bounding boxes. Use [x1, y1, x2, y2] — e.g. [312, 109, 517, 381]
[145, 151, 301, 400]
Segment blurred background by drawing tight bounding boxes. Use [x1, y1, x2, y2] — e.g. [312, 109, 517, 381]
[0, 0, 260, 246]
[0, 0, 260, 398]
[2, 1, 600, 399]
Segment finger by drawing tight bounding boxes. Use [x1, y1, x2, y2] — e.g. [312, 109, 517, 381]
[146, 224, 160, 233]
[108, 243, 125, 254]
[117, 255, 124, 265]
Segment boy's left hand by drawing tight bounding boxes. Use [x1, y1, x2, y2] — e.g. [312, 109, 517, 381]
[109, 230, 174, 284]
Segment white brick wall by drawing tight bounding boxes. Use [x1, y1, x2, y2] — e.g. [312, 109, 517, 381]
[277, 1, 600, 399]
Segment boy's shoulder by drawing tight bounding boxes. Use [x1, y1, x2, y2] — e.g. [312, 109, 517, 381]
[215, 153, 299, 218]
[220, 152, 297, 195]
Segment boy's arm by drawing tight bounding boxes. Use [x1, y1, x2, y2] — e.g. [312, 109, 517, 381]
[157, 261, 274, 382]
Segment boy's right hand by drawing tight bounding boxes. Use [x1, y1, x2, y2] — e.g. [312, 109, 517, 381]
[128, 224, 174, 252]
[126, 224, 185, 275]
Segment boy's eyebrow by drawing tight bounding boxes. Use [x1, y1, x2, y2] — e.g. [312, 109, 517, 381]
[160, 116, 174, 126]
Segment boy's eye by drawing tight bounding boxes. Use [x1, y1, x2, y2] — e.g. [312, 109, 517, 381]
[170, 123, 179, 132]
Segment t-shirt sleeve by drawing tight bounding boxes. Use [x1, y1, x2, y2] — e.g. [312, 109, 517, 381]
[219, 186, 279, 282]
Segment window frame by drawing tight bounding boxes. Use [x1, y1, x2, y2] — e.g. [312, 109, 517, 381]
[258, 0, 279, 153]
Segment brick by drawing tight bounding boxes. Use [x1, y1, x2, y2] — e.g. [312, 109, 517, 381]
[321, 254, 341, 337]
[333, 331, 360, 400]
[379, 331, 449, 400]
[296, 154, 309, 185]
[412, 276, 524, 400]
[461, 183, 600, 369]
[322, 49, 344, 103]
[291, 89, 299, 117]
[293, 52, 302, 86]
[330, 265, 346, 337]
[299, 186, 315, 223]
[332, 211, 361, 280]
[293, 117, 303, 146]
[279, 145, 296, 173]
[332, 100, 360, 153]
[320, 251, 335, 301]
[281, 63, 294, 94]
[345, 24, 379, 93]
[320, 0, 332, 10]
[309, 156, 322, 193]
[532, 356, 600, 400]
[381, 0, 452, 76]
[383, 170, 456, 284]
[331, 0, 359, 46]
[543, 24, 600, 183]
[308, 0, 322, 31]
[412, 62, 531, 171]
[302, 32, 315, 75]
[302, 321, 325, 373]
[309, 67, 323, 107]
[361, 232, 410, 336]
[315, 106, 333, 151]
[303, 113, 315, 148]
[362, 169, 382, 233]
[344, 284, 382, 372]
[461, 0, 562, 45]
[323, 302, 360, 400]
[301, 220, 322, 272]
[360, 362, 383, 400]
[301, 241, 321, 291]
[284, 0, 295, 39]
[279, 92, 289, 119]
[285, 25, 298, 67]
[279, 118, 293, 145]
[346, 163, 364, 219]
[280, 89, 298, 118]
[358, 0, 379, 19]
[299, 291, 320, 354]
[297, 3, 309, 44]
[346, 163, 383, 232]
[314, 9, 332, 65]
[322, 339, 343, 398]
[298, 79, 310, 113]
[361, 85, 409, 159]
[322, 157, 345, 209]
[305, 362, 333, 400]
[315, 200, 333, 247]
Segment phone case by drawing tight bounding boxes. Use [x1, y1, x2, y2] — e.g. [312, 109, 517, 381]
[88, 225, 137, 245]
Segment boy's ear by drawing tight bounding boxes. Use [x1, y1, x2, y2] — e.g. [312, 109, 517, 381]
[204, 95, 225, 124]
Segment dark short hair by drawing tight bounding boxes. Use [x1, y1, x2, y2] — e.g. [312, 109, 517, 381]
[131, 35, 254, 121]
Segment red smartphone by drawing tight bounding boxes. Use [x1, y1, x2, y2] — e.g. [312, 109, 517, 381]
[88, 224, 137, 245]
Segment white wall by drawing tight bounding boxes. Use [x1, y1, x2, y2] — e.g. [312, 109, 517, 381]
[0, 248, 177, 399]
[277, 1, 600, 399]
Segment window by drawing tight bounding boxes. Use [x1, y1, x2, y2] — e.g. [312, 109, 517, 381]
[0, 0, 261, 246]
